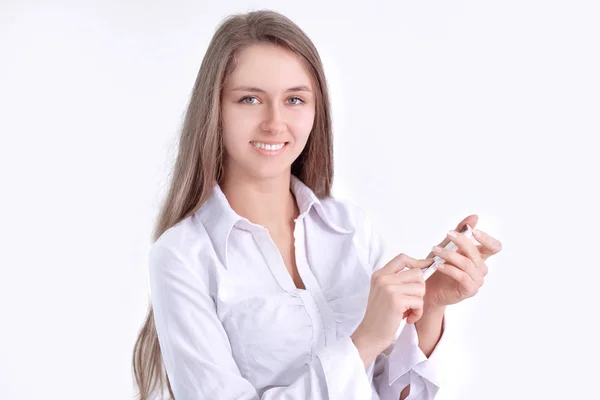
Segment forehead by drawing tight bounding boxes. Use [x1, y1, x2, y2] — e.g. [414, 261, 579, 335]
[225, 44, 313, 90]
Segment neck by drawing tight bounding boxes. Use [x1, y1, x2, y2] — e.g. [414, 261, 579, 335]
[219, 172, 299, 232]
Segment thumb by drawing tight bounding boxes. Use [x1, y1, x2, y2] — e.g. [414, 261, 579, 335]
[383, 253, 434, 274]
[425, 214, 479, 259]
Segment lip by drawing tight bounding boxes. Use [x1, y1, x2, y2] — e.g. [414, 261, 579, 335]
[250, 140, 289, 145]
[249, 141, 288, 156]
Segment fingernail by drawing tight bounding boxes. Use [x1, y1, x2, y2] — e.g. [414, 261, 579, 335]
[447, 231, 457, 238]
[432, 246, 442, 253]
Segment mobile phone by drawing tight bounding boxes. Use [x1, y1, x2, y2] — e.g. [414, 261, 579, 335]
[422, 224, 480, 281]
[394, 224, 481, 340]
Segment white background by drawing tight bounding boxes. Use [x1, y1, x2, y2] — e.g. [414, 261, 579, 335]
[1, 1, 599, 399]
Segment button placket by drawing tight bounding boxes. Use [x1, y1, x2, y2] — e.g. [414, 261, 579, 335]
[294, 217, 338, 346]
[252, 227, 297, 293]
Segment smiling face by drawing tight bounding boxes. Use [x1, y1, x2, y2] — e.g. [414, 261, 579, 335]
[220, 43, 316, 182]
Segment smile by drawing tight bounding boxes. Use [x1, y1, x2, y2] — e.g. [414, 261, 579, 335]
[250, 141, 287, 151]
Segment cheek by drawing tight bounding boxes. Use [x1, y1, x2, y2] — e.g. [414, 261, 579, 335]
[221, 106, 253, 152]
[290, 109, 315, 143]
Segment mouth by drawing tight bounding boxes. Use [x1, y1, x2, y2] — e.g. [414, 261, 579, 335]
[250, 141, 288, 155]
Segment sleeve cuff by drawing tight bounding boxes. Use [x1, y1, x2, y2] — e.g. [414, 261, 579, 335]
[388, 312, 449, 388]
[317, 336, 372, 399]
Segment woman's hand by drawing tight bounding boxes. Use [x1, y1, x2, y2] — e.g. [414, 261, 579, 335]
[423, 215, 503, 308]
[351, 254, 431, 367]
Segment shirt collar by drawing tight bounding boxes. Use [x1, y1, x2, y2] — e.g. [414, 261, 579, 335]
[291, 175, 354, 235]
[196, 175, 352, 268]
[290, 174, 319, 218]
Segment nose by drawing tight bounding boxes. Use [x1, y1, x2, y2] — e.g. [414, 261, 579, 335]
[259, 103, 286, 135]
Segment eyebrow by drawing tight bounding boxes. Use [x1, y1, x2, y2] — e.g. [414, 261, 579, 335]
[231, 85, 312, 93]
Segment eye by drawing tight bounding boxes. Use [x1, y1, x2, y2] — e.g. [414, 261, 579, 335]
[239, 96, 259, 104]
[287, 97, 304, 105]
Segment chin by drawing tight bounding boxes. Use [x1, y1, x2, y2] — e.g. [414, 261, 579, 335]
[224, 145, 301, 182]
[247, 166, 292, 182]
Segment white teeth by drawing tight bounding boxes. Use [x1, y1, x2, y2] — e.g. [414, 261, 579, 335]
[251, 142, 285, 151]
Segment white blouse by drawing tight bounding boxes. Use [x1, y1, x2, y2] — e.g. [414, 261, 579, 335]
[148, 175, 449, 400]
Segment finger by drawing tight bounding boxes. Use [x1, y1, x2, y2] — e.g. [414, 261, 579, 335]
[387, 282, 426, 297]
[436, 262, 482, 293]
[396, 268, 427, 283]
[406, 304, 424, 324]
[378, 268, 426, 286]
[401, 296, 425, 323]
[406, 310, 423, 325]
[425, 214, 479, 258]
[398, 258, 436, 273]
[394, 294, 425, 314]
[378, 270, 424, 287]
[473, 229, 503, 259]
[431, 245, 481, 281]
[457, 214, 479, 232]
[382, 254, 434, 274]
[446, 230, 483, 267]
[471, 249, 490, 275]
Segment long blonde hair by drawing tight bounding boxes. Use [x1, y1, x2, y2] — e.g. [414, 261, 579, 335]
[131, 9, 335, 399]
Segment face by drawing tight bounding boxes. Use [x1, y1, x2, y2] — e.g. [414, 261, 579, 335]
[220, 43, 316, 182]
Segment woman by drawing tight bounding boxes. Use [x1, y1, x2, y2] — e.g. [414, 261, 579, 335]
[132, 9, 502, 400]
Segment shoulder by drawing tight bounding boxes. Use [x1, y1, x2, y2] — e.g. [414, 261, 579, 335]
[318, 196, 390, 270]
[148, 213, 217, 281]
[318, 196, 375, 234]
[153, 214, 209, 253]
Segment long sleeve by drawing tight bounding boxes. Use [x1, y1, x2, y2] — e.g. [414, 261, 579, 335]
[361, 213, 449, 399]
[148, 243, 374, 400]
[372, 319, 449, 399]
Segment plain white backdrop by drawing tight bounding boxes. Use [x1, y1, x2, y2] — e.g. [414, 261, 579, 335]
[1, 1, 599, 399]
